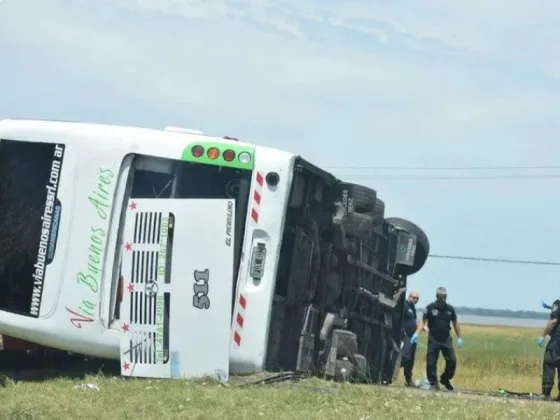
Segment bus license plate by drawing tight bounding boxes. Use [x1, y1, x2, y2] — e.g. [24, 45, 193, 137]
[250, 244, 267, 279]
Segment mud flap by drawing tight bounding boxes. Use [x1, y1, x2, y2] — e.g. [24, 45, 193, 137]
[118, 198, 234, 380]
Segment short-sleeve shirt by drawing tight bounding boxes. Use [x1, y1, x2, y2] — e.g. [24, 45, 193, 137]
[403, 300, 417, 337]
[549, 299, 560, 341]
[422, 301, 457, 342]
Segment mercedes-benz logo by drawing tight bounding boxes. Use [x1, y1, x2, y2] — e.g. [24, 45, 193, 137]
[145, 280, 159, 297]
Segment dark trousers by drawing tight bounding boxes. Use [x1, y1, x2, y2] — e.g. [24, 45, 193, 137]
[542, 340, 560, 395]
[401, 335, 417, 380]
[426, 336, 456, 385]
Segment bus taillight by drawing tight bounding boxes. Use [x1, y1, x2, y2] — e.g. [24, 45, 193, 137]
[192, 145, 204, 157]
[207, 147, 220, 160]
[223, 149, 235, 162]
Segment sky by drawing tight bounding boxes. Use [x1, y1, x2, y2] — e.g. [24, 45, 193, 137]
[1, 0, 560, 311]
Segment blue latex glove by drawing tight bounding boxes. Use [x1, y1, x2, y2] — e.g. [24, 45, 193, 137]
[457, 338, 463, 349]
[538, 336, 546, 347]
[541, 301, 551, 310]
[411, 333, 418, 345]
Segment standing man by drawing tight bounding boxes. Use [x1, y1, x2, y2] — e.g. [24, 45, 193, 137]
[538, 298, 560, 401]
[411, 287, 463, 390]
[401, 290, 420, 387]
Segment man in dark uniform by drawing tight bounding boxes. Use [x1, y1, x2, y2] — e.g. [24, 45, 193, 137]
[538, 298, 560, 400]
[411, 287, 463, 390]
[401, 290, 420, 387]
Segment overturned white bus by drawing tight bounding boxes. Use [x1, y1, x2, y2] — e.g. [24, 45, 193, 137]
[0, 119, 429, 383]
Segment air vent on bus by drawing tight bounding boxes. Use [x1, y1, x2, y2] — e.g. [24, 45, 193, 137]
[125, 331, 158, 364]
[130, 291, 157, 325]
[120, 209, 172, 365]
[133, 212, 163, 244]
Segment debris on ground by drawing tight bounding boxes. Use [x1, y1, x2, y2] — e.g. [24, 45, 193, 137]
[73, 383, 100, 392]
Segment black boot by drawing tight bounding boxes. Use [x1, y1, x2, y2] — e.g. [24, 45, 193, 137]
[405, 377, 415, 387]
[440, 378, 454, 391]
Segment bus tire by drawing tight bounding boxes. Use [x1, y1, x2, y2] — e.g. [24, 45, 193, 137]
[339, 183, 377, 213]
[385, 217, 430, 275]
[371, 198, 385, 224]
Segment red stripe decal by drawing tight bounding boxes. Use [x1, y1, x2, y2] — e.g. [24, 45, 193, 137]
[256, 172, 264, 186]
[254, 190, 261, 204]
[233, 295, 247, 346]
[250, 209, 259, 223]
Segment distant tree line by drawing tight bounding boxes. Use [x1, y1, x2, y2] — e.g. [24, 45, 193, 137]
[419, 306, 549, 320]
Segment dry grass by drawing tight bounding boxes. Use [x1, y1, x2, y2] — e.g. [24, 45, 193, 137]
[0, 324, 559, 419]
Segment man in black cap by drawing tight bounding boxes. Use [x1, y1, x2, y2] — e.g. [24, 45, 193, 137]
[401, 290, 420, 387]
[411, 287, 463, 390]
[538, 298, 560, 401]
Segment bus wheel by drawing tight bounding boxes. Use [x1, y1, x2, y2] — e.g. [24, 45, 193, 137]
[338, 183, 377, 213]
[370, 198, 385, 225]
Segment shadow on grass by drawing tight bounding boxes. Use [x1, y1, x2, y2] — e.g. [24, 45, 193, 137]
[0, 350, 120, 385]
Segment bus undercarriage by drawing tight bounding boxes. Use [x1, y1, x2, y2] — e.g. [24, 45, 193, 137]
[265, 157, 429, 384]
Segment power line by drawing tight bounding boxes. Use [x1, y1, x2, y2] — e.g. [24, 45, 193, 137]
[326, 164, 560, 171]
[429, 254, 560, 266]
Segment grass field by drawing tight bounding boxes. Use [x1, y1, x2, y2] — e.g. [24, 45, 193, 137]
[1, 324, 559, 419]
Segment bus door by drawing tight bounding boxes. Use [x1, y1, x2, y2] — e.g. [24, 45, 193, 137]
[118, 197, 234, 380]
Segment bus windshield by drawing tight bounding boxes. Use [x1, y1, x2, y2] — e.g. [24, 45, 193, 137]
[0, 139, 65, 318]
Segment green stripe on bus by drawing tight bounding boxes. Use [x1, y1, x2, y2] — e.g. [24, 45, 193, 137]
[180, 142, 255, 170]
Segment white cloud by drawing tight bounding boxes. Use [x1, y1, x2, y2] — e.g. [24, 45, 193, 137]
[120, 0, 560, 76]
[313, 0, 560, 76]
[5, 0, 558, 131]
